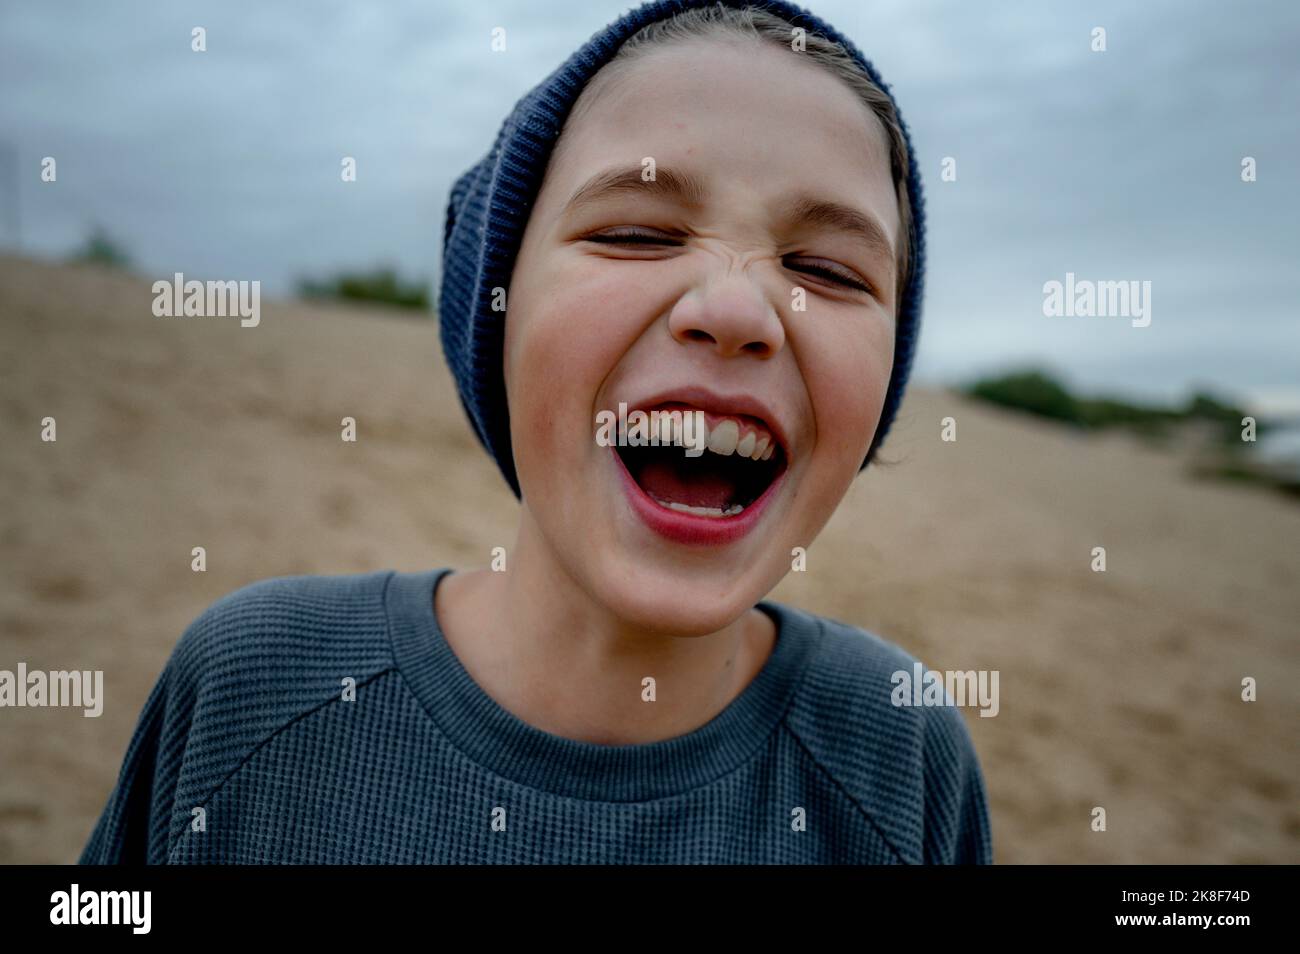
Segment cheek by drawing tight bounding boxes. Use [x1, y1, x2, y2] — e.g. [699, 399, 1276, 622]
[505, 312, 581, 475]
[505, 262, 655, 472]
[805, 316, 895, 466]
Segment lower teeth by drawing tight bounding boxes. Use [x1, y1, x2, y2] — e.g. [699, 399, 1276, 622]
[650, 497, 744, 518]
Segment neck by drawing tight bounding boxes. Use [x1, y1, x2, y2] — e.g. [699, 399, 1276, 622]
[438, 507, 774, 745]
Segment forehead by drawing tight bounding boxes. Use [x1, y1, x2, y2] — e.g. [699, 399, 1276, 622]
[542, 37, 899, 238]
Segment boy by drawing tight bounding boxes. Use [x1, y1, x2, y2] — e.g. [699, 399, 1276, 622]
[82, 0, 992, 864]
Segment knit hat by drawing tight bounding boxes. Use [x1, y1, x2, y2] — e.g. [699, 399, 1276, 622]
[439, 0, 925, 500]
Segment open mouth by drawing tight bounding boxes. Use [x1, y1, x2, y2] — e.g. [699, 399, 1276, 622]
[614, 403, 788, 518]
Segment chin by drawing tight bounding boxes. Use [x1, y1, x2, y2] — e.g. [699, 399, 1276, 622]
[580, 557, 769, 637]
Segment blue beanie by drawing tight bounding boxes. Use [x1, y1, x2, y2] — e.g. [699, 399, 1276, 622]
[439, 0, 925, 500]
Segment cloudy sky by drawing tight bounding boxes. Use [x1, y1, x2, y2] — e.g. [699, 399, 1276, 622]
[2, 0, 1297, 411]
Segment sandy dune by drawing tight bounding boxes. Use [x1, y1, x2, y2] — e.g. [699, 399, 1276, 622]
[0, 255, 1296, 863]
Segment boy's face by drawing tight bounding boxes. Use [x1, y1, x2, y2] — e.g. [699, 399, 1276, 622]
[503, 38, 900, 635]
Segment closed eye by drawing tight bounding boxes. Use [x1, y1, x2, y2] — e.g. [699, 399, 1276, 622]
[582, 228, 684, 247]
[783, 257, 873, 294]
[582, 231, 875, 296]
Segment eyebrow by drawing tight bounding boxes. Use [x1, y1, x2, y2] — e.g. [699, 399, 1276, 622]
[774, 194, 896, 269]
[563, 165, 708, 215]
[562, 164, 895, 268]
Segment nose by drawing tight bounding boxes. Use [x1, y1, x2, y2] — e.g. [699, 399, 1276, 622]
[667, 272, 785, 359]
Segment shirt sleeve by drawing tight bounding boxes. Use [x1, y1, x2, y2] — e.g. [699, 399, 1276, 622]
[79, 645, 196, 865]
[921, 701, 994, 864]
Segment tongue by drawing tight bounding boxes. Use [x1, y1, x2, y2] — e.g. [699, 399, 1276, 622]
[635, 457, 736, 510]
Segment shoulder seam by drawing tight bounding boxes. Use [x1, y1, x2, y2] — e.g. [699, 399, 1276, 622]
[780, 609, 912, 863]
[379, 568, 400, 671]
[778, 717, 910, 865]
[165, 666, 398, 863]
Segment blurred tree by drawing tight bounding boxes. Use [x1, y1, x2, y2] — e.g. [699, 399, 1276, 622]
[964, 369, 1253, 445]
[70, 225, 133, 270]
[966, 369, 1082, 426]
[297, 266, 430, 312]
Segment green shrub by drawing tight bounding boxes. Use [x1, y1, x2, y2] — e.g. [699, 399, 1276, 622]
[963, 369, 1254, 445]
[70, 226, 133, 270]
[297, 267, 430, 311]
[966, 370, 1083, 426]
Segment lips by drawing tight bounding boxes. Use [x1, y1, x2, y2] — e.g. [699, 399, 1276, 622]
[603, 385, 791, 544]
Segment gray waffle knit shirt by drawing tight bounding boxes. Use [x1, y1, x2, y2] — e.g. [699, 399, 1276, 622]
[80, 568, 993, 864]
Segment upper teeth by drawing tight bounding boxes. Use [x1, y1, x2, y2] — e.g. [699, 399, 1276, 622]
[663, 410, 777, 461]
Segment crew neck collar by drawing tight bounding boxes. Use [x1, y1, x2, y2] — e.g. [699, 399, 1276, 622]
[385, 567, 822, 802]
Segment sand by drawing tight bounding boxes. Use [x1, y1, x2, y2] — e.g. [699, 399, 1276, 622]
[1, 254, 1296, 864]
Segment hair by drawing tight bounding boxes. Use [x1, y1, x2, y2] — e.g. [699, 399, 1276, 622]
[564, 2, 914, 312]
